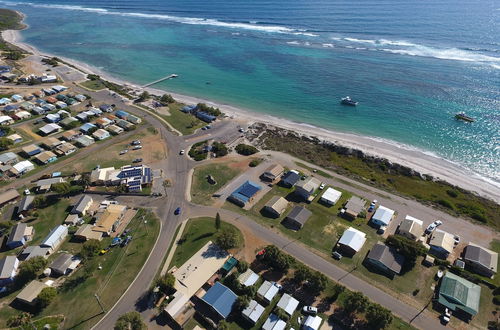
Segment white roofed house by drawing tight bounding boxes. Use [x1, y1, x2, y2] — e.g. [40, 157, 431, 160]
[12, 110, 31, 120]
[40, 225, 68, 254]
[276, 293, 299, 316]
[0, 115, 14, 125]
[39, 123, 62, 136]
[0, 152, 19, 165]
[398, 215, 424, 240]
[337, 227, 367, 256]
[238, 269, 259, 287]
[9, 160, 35, 177]
[371, 205, 395, 229]
[6, 134, 23, 144]
[262, 314, 286, 330]
[319, 187, 342, 206]
[303, 315, 323, 330]
[92, 128, 111, 141]
[0, 256, 19, 286]
[429, 230, 455, 259]
[71, 195, 93, 216]
[257, 281, 280, 304]
[242, 300, 265, 325]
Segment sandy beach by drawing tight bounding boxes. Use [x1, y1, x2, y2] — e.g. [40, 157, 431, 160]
[3, 28, 500, 203]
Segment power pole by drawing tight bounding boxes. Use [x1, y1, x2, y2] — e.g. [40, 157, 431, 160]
[94, 293, 106, 313]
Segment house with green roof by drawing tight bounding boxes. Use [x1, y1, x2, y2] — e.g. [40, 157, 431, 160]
[437, 272, 481, 320]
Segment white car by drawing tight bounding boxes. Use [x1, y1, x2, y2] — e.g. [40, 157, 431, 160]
[319, 183, 326, 190]
[425, 220, 443, 234]
[302, 306, 318, 315]
[24, 189, 31, 195]
[179, 149, 185, 155]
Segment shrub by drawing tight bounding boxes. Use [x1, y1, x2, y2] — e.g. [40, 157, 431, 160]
[212, 142, 228, 157]
[235, 144, 258, 156]
[196, 103, 221, 116]
[436, 199, 454, 209]
[16, 256, 48, 286]
[446, 189, 458, 198]
[385, 235, 426, 270]
[215, 228, 240, 250]
[37, 287, 57, 309]
[249, 159, 260, 167]
[80, 239, 101, 260]
[236, 260, 249, 273]
[493, 296, 500, 305]
[114, 311, 146, 330]
[155, 273, 176, 294]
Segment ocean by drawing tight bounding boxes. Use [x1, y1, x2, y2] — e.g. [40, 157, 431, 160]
[1, 0, 499, 184]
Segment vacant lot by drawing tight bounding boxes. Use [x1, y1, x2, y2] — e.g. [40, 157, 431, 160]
[80, 79, 106, 91]
[158, 102, 205, 135]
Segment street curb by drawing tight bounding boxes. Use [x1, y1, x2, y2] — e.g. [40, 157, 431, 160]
[160, 219, 188, 276]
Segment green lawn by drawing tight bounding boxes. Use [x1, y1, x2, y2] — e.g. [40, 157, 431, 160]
[191, 162, 244, 205]
[158, 103, 205, 135]
[31, 198, 71, 245]
[80, 80, 106, 91]
[169, 217, 243, 268]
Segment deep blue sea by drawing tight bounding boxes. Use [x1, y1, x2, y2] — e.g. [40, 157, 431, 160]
[1, 0, 499, 184]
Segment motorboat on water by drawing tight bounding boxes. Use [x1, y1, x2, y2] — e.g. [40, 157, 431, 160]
[455, 112, 475, 122]
[341, 96, 358, 106]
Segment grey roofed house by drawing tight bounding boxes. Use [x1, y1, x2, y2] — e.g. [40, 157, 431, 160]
[464, 243, 498, 278]
[36, 177, 66, 191]
[280, 171, 300, 187]
[263, 196, 288, 218]
[18, 195, 35, 214]
[261, 164, 284, 181]
[0, 189, 20, 207]
[21, 245, 51, 260]
[343, 196, 365, 219]
[242, 299, 265, 325]
[295, 177, 321, 200]
[71, 195, 93, 216]
[49, 253, 74, 276]
[284, 206, 312, 229]
[6, 223, 31, 249]
[365, 242, 405, 277]
[0, 152, 18, 165]
[0, 255, 19, 285]
[64, 214, 81, 226]
[15, 281, 48, 306]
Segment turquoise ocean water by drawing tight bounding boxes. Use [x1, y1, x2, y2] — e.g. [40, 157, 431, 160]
[1, 0, 499, 184]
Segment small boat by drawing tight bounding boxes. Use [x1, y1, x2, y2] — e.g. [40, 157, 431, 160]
[341, 96, 358, 106]
[455, 112, 475, 122]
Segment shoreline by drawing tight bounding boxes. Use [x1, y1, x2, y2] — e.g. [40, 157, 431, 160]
[3, 28, 500, 203]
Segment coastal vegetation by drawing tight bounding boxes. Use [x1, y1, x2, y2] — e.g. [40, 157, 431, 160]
[81, 74, 131, 97]
[0, 9, 24, 31]
[188, 140, 209, 161]
[252, 125, 500, 230]
[235, 143, 259, 156]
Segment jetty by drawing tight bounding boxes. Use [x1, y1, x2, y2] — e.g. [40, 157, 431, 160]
[141, 74, 178, 88]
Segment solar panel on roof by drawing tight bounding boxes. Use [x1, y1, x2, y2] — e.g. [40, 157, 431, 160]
[240, 183, 260, 198]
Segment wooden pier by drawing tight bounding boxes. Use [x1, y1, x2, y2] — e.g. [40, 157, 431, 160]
[141, 74, 178, 88]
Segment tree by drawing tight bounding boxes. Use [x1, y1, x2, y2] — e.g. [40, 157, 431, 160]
[16, 256, 48, 285]
[137, 91, 150, 102]
[32, 195, 48, 209]
[5, 50, 23, 60]
[261, 245, 295, 272]
[114, 311, 146, 330]
[80, 239, 101, 260]
[215, 228, 240, 250]
[159, 94, 175, 105]
[7, 312, 32, 327]
[0, 137, 13, 151]
[236, 260, 249, 273]
[156, 273, 176, 294]
[217, 320, 229, 330]
[365, 303, 393, 329]
[307, 271, 327, 295]
[87, 74, 101, 80]
[343, 291, 368, 316]
[233, 295, 250, 311]
[294, 265, 312, 284]
[215, 213, 221, 231]
[235, 144, 259, 156]
[385, 235, 426, 270]
[37, 287, 57, 309]
[52, 182, 71, 195]
[212, 142, 228, 157]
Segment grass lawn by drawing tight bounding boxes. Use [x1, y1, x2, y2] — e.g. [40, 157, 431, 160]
[80, 80, 106, 91]
[30, 198, 71, 245]
[158, 103, 205, 135]
[191, 162, 244, 205]
[169, 217, 243, 268]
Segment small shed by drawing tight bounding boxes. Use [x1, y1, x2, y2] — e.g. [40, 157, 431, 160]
[284, 206, 312, 230]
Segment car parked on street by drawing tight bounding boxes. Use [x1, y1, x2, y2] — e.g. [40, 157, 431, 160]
[174, 207, 181, 215]
[132, 145, 143, 150]
[303, 306, 318, 315]
[425, 220, 443, 234]
[332, 251, 343, 260]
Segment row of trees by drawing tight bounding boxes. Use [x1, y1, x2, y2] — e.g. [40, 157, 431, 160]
[342, 291, 393, 329]
[196, 103, 221, 116]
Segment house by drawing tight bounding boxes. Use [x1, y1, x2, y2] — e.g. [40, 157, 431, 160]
[116, 119, 134, 130]
[371, 205, 395, 228]
[338, 227, 367, 256]
[41, 137, 62, 150]
[45, 113, 60, 123]
[284, 206, 312, 230]
[61, 129, 81, 141]
[242, 300, 265, 325]
[19, 101, 35, 111]
[303, 316, 323, 330]
[116, 165, 153, 192]
[398, 215, 424, 240]
[74, 224, 103, 241]
[15, 281, 49, 306]
[257, 281, 280, 304]
[115, 110, 130, 119]
[0, 152, 19, 165]
[54, 142, 77, 157]
[280, 171, 300, 188]
[64, 214, 81, 226]
[51, 85, 67, 93]
[12, 110, 31, 120]
[262, 314, 286, 330]
[464, 243, 498, 278]
[263, 196, 288, 218]
[35, 177, 66, 192]
[32, 106, 47, 115]
[42, 104, 56, 112]
[6, 134, 23, 144]
[0, 256, 19, 286]
[74, 135, 95, 147]
[71, 195, 93, 216]
[0, 116, 14, 125]
[18, 195, 35, 216]
[437, 272, 481, 320]
[60, 116, 78, 128]
[201, 282, 238, 319]
[0, 97, 11, 105]
[261, 164, 284, 182]
[65, 98, 77, 106]
[34, 151, 58, 165]
[49, 253, 79, 276]
[238, 269, 259, 287]
[3, 104, 18, 113]
[55, 101, 67, 109]
[9, 160, 35, 176]
[80, 122, 97, 134]
[228, 181, 261, 207]
[343, 196, 366, 219]
[0, 189, 20, 207]
[11, 94, 23, 102]
[93, 204, 127, 235]
[75, 112, 89, 122]
[95, 117, 112, 128]
[196, 111, 216, 123]
[20, 246, 50, 261]
[6, 223, 34, 249]
[127, 114, 141, 124]
[99, 104, 113, 112]
[277, 293, 299, 316]
[107, 124, 124, 135]
[365, 242, 405, 277]
[22, 144, 42, 157]
[320, 187, 342, 206]
[429, 230, 455, 259]
[74, 94, 86, 102]
[92, 128, 110, 140]
[0, 164, 12, 174]
[39, 123, 62, 135]
[40, 225, 69, 253]
[40, 74, 57, 83]
[295, 177, 321, 201]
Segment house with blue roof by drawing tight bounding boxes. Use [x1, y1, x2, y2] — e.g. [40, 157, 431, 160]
[201, 282, 237, 319]
[228, 181, 262, 207]
[115, 110, 130, 119]
[196, 111, 216, 123]
[80, 122, 97, 134]
[181, 105, 196, 113]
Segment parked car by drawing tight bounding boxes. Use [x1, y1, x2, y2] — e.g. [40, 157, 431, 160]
[425, 220, 443, 234]
[119, 149, 128, 155]
[132, 145, 143, 150]
[377, 225, 387, 235]
[133, 158, 143, 163]
[453, 235, 460, 245]
[273, 282, 283, 290]
[368, 202, 376, 212]
[319, 183, 326, 190]
[332, 251, 342, 260]
[110, 237, 122, 247]
[131, 140, 141, 146]
[121, 235, 132, 247]
[303, 306, 318, 315]
[179, 149, 185, 155]
[205, 125, 211, 129]
[24, 189, 30, 195]
[174, 207, 181, 215]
